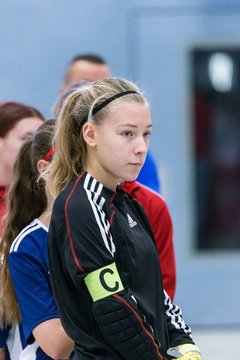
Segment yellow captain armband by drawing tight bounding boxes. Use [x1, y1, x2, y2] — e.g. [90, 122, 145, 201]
[84, 262, 124, 302]
[167, 344, 201, 359]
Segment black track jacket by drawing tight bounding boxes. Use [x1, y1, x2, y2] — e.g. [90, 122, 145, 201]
[48, 172, 193, 359]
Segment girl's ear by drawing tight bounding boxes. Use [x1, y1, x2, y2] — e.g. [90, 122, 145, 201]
[37, 159, 49, 180]
[82, 123, 97, 147]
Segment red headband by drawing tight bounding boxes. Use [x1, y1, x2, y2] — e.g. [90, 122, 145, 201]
[42, 145, 56, 162]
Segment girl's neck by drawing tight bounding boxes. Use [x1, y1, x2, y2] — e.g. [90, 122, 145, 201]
[38, 206, 52, 228]
[84, 166, 118, 192]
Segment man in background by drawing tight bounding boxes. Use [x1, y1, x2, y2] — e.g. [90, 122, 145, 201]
[60, 54, 110, 94]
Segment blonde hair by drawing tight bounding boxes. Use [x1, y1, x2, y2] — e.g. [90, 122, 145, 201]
[48, 77, 147, 197]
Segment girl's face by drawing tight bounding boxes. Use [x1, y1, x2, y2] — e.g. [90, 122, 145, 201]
[84, 102, 152, 190]
[0, 117, 43, 182]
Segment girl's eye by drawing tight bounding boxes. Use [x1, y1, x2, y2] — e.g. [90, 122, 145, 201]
[144, 131, 151, 138]
[20, 135, 31, 141]
[122, 131, 133, 137]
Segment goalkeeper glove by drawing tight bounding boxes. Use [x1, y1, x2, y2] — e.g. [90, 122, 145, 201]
[167, 344, 201, 359]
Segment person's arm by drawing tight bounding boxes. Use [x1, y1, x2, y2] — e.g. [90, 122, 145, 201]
[0, 348, 6, 360]
[132, 199, 200, 358]
[163, 290, 194, 347]
[162, 292, 202, 358]
[149, 197, 176, 300]
[8, 247, 74, 359]
[33, 318, 73, 359]
[125, 183, 176, 300]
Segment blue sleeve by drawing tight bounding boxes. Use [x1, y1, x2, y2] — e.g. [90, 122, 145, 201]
[8, 245, 59, 344]
[137, 151, 160, 193]
[0, 326, 9, 347]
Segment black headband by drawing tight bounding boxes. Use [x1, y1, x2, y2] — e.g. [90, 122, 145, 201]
[79, 90, 139, 128]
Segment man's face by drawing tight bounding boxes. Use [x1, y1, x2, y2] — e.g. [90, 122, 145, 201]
[61, 60, 110, 93]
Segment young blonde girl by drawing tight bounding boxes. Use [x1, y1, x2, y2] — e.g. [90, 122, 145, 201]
[47, 77, 201, 360]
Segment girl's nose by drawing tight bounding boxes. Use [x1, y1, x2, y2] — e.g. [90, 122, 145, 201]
[134, 136, 148, 154]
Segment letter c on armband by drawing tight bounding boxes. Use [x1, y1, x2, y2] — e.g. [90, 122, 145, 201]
[84, 262, 124, 302]
[99, 268, 119, 292]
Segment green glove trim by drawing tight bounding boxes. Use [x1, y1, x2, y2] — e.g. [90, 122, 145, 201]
[84, 262, 124, 302]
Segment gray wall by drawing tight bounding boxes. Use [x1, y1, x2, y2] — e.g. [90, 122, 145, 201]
[1, 0, 240, 327]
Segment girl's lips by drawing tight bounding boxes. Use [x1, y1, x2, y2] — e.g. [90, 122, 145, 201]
[129, 162, 143, 167]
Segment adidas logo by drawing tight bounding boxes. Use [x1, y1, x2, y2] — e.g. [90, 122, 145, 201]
[127, 213, 137, 228]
